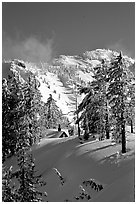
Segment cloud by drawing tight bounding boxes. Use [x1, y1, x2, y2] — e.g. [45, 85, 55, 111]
[107, 40, 134, 58]
[2, 34, 55, 62]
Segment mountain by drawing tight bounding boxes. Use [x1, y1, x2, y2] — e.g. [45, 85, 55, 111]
[2, 49, 135, 123]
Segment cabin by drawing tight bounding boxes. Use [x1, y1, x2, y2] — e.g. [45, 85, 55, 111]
[46, 129, 69, 138]
[58, 131, 69, 138]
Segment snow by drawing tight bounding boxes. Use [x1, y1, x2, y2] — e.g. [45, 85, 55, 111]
[86, 59, 101, 67]
[37, 70, 91, 123]
[29, 129, 134, 202]
[91, 170, 134, 202]
[38, 72, 74, 120]
[77, 70, 94, 82]
[4, 127, 135, 202]
[57, 55, 88, 67]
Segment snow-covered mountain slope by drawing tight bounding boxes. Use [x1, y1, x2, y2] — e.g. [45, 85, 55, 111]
[5, 127, 135, 202]
[53, 48, 134, 69]
[2, 49, 135, 123]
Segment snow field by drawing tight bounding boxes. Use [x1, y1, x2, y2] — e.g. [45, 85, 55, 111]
[31, 130, 134, 202]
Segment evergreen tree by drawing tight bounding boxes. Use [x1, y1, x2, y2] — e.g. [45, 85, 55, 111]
[2, 78, 13, 161]
[91, 59, 110, 139]
[2, 152, 47, 201]
[76, 60, 110, 139]
[71, 74, 81, 139]
[125, 82, 135, 133]
[15, 150, 47, 201]
[107, 52, 134, 153]
[76, 85, 96, 138]
[2, 73, 25, 158]
[2, 69, 43, 158]
[23, 73, 42, 144]
[46, 94, 63, 129]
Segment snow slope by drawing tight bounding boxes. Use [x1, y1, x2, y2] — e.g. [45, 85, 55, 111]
[2, 60, 93, 123]
[29, 129, 134, 202]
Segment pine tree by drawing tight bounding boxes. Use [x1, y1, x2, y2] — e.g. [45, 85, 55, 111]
[107, 52, 134, 153]
[125, 82, 135, 133]
[7, 71, 33, 153]
[91, 59, 110, 139]
[15, 151, 47, 201]
[74, 82, 81, 138]
[23, 73, 42, 144]
[3, 152, 47, 201]
[76, 85, 97, 138]
[70, 71, 81, 139]
[2, 68, 43, 159]
[76, 60, 110, 140]
[2, 78, 12, 161]
[2, 72, 25, 158]
[46, 94, 63, 129]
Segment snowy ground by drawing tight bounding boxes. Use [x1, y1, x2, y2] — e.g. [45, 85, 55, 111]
[4, 126, 135, 202]
[29, 127, 135, 202]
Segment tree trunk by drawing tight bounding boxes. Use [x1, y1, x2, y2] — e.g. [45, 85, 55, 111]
[78, 122, 81, 138]
[121, 113, 126, 153]
[83, 113, 90, 140]
[75, 86, 80, 139]
[131, 119, 133, 133]
[106, 113, 110, 139]
[77, 113, 81, 138]
[86, 113, 89, 134]
[106, 129, 110, 139]
[121, 81, 126, 153]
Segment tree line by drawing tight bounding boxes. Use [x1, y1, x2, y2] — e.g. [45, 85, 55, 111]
[76, 52, 135, 153]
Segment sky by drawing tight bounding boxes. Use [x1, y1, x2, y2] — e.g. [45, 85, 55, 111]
[2, 2, 135, 62]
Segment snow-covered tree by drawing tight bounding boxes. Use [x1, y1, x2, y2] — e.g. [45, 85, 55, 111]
[3, 150, 47, 202]
[91, 59, 110, 139]
[2, 68, 43, 159]
[2, 73, 25, 159]
[77, 60, 110, 139]
[2, 78, 14, 161]
[23, 73, 42, 144]
[45, 94, 65, 129]
[15, 150, 47, 201]
[125, 82, 135, 133]
[107, 52, 135, 153]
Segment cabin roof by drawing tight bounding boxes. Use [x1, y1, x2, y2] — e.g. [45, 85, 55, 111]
[49, 131, 69, 138]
